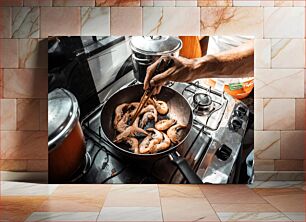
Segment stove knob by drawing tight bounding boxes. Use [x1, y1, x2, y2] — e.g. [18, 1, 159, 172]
[215, 145, 232, 161]
[235, 105, 247, 117]
[230, 117, 243, 131]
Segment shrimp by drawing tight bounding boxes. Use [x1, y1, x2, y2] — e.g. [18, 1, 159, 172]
[153, 133, 171, 153]
[153, 99, 168, 115]
[139, 105, 156, 115]
[115, 137, 139, 154]
[116, 113, 129, 133]
[127, 102, 139, 116]
[167, 123, 187, 144]
[140, 112, 156, 129]
[155, 119, 176, 131]
[114, 103, 129, 127]
[114, 126, 148, 142]
[139, 128, 163, 154]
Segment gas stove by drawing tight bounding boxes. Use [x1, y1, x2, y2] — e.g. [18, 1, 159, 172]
[69, 70, 250, 184]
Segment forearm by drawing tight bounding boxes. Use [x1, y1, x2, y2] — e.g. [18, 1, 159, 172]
[192, 40, 254, 79]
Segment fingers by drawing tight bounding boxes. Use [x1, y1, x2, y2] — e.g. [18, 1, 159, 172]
[143, 55, 173, 90]
[150, 66, 176, 87]
[152, 86, 162, 95]
[144, 61, 158, 90]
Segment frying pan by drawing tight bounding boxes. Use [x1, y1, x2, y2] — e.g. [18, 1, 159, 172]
[100, 84, 202, 184]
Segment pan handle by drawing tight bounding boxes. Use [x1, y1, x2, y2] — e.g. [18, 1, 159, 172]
[169, 151, 203, 184]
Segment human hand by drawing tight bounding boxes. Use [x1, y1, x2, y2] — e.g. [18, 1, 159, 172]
[143, 55, 198, 95]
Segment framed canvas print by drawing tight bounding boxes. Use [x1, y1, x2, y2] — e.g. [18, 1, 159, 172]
[48, 36, 254, 184]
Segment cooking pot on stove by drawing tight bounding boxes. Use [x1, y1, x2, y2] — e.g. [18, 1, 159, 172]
[48, 88, 85, 183]
[130, 36, 182, 82]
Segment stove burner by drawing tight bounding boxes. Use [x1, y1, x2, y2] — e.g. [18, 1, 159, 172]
[191, 93, 214, 116]
[193, 93, 212, 107]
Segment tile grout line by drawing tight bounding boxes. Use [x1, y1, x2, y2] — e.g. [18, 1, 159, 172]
[157, 184, 165, 222]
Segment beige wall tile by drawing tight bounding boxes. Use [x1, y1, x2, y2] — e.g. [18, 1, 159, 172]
[39, 99, 47, 130]
[154, 0, 175, 6]
[255, 69, 304, 98]
[98, 207, 162, 221]
[199, 185, 266, 203]
[159, 184, 204, 198]
[143, 7, 200, 35]
[40, 7, 80, 38]
[103, 185, 160, 207]
[96, 0, 140, 6]
[161, 197, 219, 221]
[295, 99, 305, 130]
[141, 0, 153, 6]
[212, 203, 278, 212]
[275, 160, 304, 171]
[274, 0, 293, 6]
[263, 99, 295, 130]
[111, 7, 142, 35]
[280, 130, 304, 160]
[0, 159, 27, 171]
[254, 39, 271, 68]
[0, 69, 3, 98]
[305, 69, 306, 98]
[254, 160, 275, 171]
[293, 0, 306, 6]
[254, 99, 263, 130]
[53, 0, 95, 6]
[198, 0, 232, 6]
[52, 184, 111, 198]
[23, 0, 52, 6]
[200, 7, 263, 37]
[260, 0, 274, 6]
[255, 131, 280, 159]
[0, 131, 47, 159]
[0, 0, 22, 6]
[19, 39, 48, 68]
[233, 0, 260, 6]
[27, 159, 48, 171]
[0, 99, 16, 131]
[264, 7, 305, 38]
[271, 39, 305, 68]
[17, 99, 40, 130]
[0, 39, 18, 68]
[176, 0, 197, 6]
[0, 7, 11, 38]
[3, 69, 48, 99]
[81, 7, 110, 36]
[12, 7, 39, 38]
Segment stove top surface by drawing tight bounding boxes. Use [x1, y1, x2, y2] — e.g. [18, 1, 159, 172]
[70, 76, 250, 184]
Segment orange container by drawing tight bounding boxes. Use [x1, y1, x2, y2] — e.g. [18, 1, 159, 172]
[205, 78, 254, 99]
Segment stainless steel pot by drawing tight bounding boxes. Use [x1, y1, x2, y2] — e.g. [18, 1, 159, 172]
[48, 88, 85, 183]
[130, 36, 182, 82]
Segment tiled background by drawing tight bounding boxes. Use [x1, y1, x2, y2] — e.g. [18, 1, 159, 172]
[0, 0, 305, 181]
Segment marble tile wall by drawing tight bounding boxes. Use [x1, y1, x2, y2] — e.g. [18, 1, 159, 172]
[0, 0, 304, 180]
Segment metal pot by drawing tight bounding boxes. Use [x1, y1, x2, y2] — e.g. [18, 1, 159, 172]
[130, 36, 182, 82]
[48, 88, 85, 183]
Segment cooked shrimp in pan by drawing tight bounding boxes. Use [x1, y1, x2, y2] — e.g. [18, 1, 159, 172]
[115, 137, 139, 154]
[153, 99, 169, 115]
[139, 128, 163, 154]
[155, 119, 176, 131]
[116, 113, 129, 133]
[113, 98, 186, 154]
[153, 132, 171, 153]
[114, 103, 129, 127]
[167, 123, 187, 144]
[140, 112, 156, 129]
[114, 126, 148, 142]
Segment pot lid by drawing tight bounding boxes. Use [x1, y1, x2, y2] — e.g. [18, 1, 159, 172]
[130, 36, 182, 55]
[48, 88, 79, 151]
